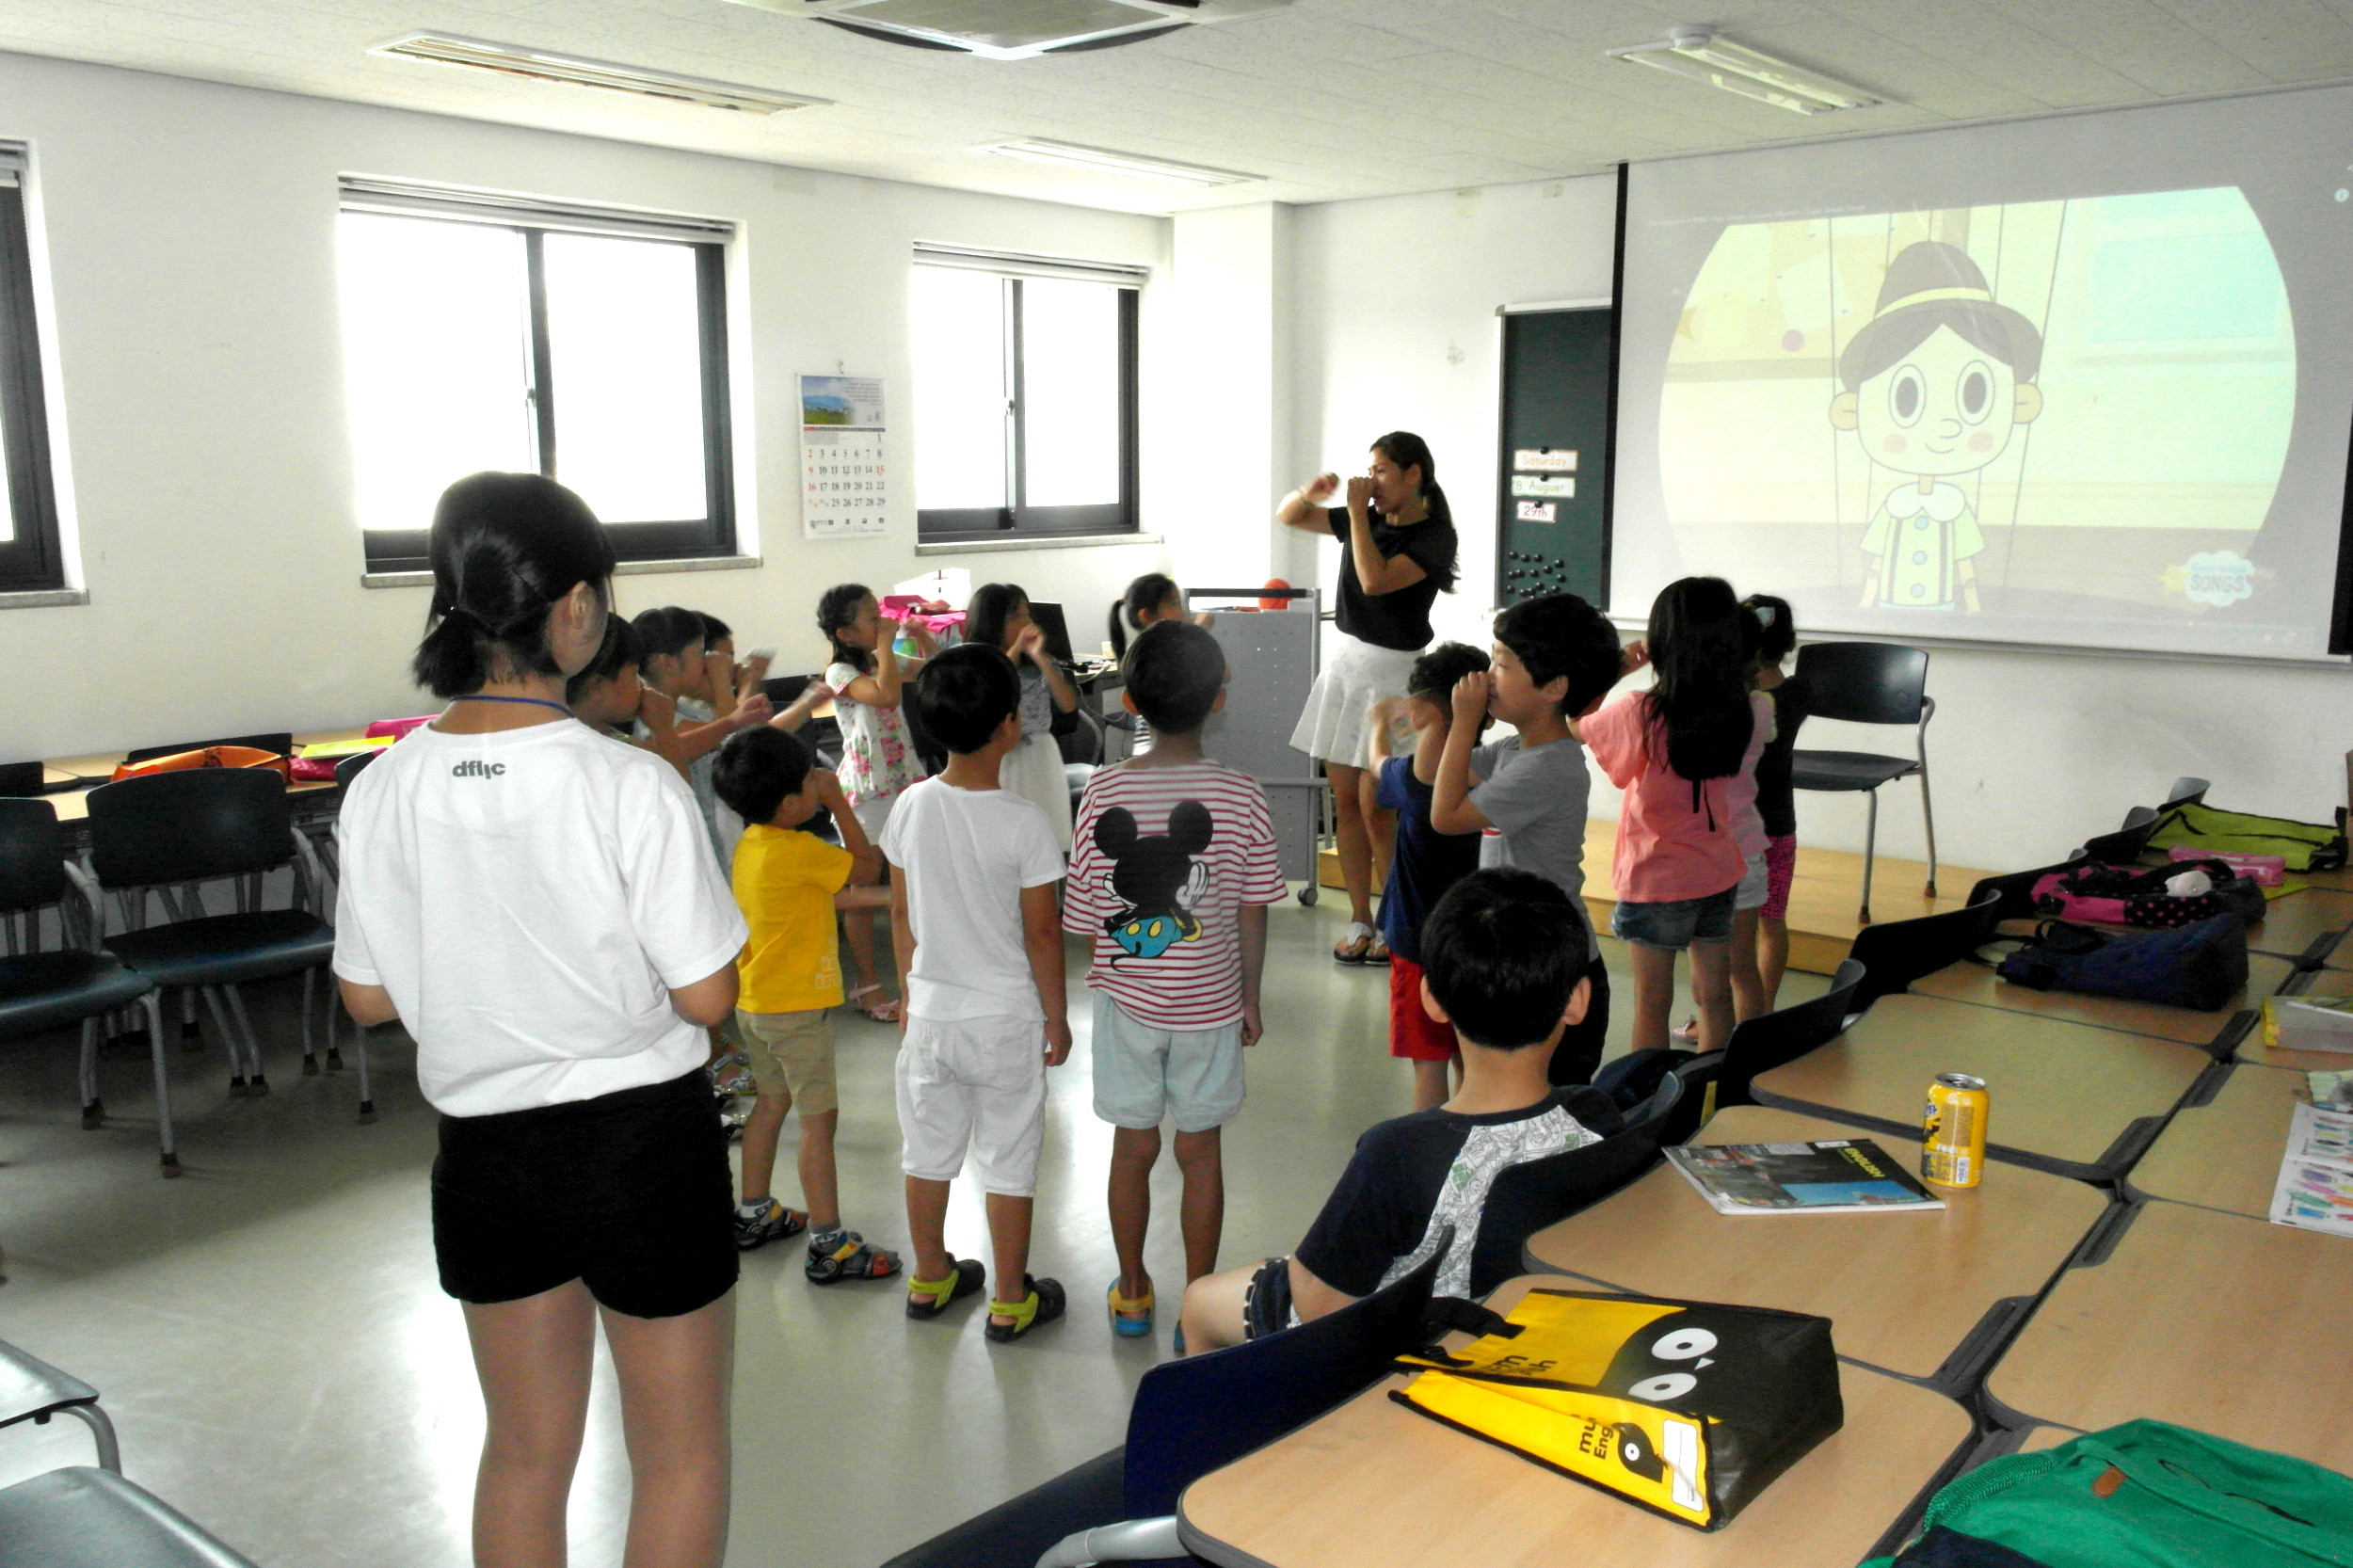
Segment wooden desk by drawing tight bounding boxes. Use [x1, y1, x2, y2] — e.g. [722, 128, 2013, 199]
[1985, 1201, 2353, 1471]
[40, 730, 364, 823]
[2235, 968, 2353, 1071]
[1752, 995, 2212, 1178]
[1911, 951, 2294, 1048]
[1526, 1108, 2107, 1381]
[2249, 887, 2353, 962]
[2125, 1064, 2302, 1219]
[1177, 1276, 1972, 1568]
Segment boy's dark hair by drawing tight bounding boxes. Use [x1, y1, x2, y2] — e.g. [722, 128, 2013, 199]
[632, 605, 706, 668]
[1420, 869, 1591, 1050]
[712, 727, 815, 826]
[911, 643, 1020, 756]
[1492, 593, 1623, 717]
[1743, 593, 1797, 665]
[565, 615, 643, 707]
[816, 583, 872, 674]
[1124, 620, 1225, 736]
[696, 611, 731, 647]
[1407, 640, 1490, 701]
[412, 472, 616, 699]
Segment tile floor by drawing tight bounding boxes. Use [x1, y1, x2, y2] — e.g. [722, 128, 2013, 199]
[0, 896, 1820, 1566]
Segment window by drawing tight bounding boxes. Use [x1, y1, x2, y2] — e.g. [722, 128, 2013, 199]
[336, 180, 735, 571]
[911, 246, 1141, 540]
[0, 144, 66, 594]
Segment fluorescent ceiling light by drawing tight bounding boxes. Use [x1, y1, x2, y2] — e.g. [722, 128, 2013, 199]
[370, 34, 831, 115]
[1607, 27, 1880, 116]
[976, 139, 1265, 187]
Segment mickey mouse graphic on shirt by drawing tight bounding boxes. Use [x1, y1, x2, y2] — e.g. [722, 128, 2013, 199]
[1096, 800, 1213, 961]
[1831, 240, 2045, 614]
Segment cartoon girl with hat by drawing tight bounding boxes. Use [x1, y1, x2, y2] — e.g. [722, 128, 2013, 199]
[1832, 240, 2044, 612]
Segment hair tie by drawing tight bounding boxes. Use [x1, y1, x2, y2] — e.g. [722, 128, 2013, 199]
[1754, 605, 1777, 627]
[441, 603, 483, 631]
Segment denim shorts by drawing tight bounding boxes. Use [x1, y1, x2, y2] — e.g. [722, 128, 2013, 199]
[1610, 885, 1737, 952]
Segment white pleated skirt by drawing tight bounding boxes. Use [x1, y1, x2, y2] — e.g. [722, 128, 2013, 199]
[1004, 730, 1075, 853]
[1288, 633, 1418, 770]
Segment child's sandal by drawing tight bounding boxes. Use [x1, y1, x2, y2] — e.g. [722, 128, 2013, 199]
[904, 1257, 984, 1320]
[1107, 1280, 1155, 1337]
[985, 1275, 1067, 1343]
[808, 1231, 903, 1285]
[846, 984, 902, 1024]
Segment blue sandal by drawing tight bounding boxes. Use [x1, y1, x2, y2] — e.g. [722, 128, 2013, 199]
[1108, 1280, 1155, 1337]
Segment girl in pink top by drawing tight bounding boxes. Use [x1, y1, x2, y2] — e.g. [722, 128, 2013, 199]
[1576, 578, 1755, 1055]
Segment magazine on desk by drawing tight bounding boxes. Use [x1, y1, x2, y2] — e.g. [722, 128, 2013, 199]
[1666, 1139, 1945, 1215]
[2270, 1092, 2353, 1238]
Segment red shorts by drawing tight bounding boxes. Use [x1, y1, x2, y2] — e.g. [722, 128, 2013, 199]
[1388, 956, 1459, 1063]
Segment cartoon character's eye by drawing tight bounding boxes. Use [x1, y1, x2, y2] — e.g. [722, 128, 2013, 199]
[1958, 360, 1993, 423]
[1889, 365, 1925, 427]
[1630, 1373, 1698, 1401]
[1650, 1327, 1718, 1362]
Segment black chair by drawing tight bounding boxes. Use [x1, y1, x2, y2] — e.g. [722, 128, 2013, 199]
[1787, 642, 1935, 923]
[1478, 1074, 1685, 1291]
[883, 1246, 1449, 1568]
[85, 769, 345, 1105]
[331, 750, 377, 793]
[0, 1337, 258, 1566]
[1847, 899, 1998, 1010]
[0, 800, 177, 1173]
[1715, 958, 1868, 1109]
[120, 733, 295, 766]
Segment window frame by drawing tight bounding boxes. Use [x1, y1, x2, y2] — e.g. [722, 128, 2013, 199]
[914, 268, 1140, 543]
[340, 202, 736, 574]
[0, 166, 66, 594]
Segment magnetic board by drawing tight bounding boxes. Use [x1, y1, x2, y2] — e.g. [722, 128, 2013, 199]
[1497, 307, 1613, 608]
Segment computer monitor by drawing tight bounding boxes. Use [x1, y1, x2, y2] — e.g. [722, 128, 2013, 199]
[1027, 600, 1077, 664]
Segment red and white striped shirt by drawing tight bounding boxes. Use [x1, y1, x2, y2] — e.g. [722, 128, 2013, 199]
[1065, 761, 1287, 1031]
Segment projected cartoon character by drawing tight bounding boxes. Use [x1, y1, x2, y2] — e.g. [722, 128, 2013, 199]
[1096, 800, 1213, 961]
[1831, 241, 2044, 612]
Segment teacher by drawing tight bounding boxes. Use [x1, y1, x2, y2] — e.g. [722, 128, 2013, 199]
[1277, 431, 1460, 966]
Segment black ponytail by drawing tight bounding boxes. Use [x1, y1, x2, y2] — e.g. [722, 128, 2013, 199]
[1369, 430, 1459, 591]
[816, 583, 873, 675]
[1110, 572, 1178, 659]
[1641, 576, 1753, 783]
[411, 472, 614, 698]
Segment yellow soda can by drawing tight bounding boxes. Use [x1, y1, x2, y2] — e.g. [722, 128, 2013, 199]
[1922, 1073, 1988, 1188]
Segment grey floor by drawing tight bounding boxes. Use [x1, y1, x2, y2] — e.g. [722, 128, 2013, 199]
[0, 896, 1823, 1567]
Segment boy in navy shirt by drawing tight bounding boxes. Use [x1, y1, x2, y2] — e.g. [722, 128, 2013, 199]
[1365, 643, 1493, 1110]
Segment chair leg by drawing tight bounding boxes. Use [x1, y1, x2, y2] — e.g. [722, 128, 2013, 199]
[180, 985, 201, 1049]
[224, 986, 268, 1096]
[141, 992, 180, 1176]
[78, 1016, 103, 1129]
[1859, 789, 1881, 927]
[354, 1004, 376, 1124]
[200, 987, 247, 1095]
[300, 968, 319, 1076]
[64, 1402, 122, 1473]
[326, 970, 345, 1070]
[1918, 760, 1939, 900]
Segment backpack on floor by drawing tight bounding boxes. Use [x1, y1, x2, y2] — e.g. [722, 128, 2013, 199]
[2030, 859, 2265, 928]
[2145, 802, 2348, 873]
[1990, 914, 2248, 1013]
[1861, 1420, 2353, 1567]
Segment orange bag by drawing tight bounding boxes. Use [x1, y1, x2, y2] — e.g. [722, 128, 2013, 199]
[110, 746, 290, 783]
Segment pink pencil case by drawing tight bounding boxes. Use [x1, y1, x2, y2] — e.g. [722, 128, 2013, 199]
[365, 715, 436, 743]
[2168, 845, 2286, 886]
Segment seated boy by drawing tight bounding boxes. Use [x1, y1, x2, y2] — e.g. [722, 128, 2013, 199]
[1430, 592, 1632, 1087]
[884, 644, 1073, 1341]
[1364, 642, 1492, 1112]
[711, 727, 903, 1281]
[1064, 619, 1286, 1339]
[1179, 869, 1624, 1350]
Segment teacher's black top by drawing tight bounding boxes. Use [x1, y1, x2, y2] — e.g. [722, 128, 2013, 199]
[1326, 505, 1458, 652]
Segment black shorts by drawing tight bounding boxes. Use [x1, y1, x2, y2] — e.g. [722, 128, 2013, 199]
[1243, 1256, 1295, 1341]
[432, 1067, 737, 1320]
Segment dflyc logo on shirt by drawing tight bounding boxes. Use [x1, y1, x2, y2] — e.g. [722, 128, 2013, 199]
[451, 760, 507, 778]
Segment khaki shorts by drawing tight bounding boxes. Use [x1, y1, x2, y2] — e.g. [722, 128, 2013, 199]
[736, 1008, 838, 1116]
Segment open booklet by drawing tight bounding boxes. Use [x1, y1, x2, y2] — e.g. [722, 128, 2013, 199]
[2270, 1081, 2353, 1237]
[1667, 1139, 1945, 1216]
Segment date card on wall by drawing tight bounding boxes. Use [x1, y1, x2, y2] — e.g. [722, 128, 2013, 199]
[800, 374, 888, 538]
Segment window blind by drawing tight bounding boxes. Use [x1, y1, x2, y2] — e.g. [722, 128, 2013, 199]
[337, 176, 732, 245]
[912, 241, 1148, 287]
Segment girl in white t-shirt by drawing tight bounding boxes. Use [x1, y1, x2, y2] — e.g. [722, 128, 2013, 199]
[817, 582, 934, 1023]
[333, 472, 749, 1568]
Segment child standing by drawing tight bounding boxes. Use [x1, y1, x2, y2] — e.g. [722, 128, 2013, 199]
[965, 582, 1079, 853]
[1064, 620, 1285, 1339]
[1745, 595, 1809, 1011]
[884, 644, 1072, 1342]
[1367, 642, 1492, 1112]
[1430, 593, 1631, 1088]
[1577, 577, 1755, 1055]
[1107, 572, 1183, 661]
[817, 583, 936, 1024]
[567, 616, 688, 771]
[712, 727, 904, 1283]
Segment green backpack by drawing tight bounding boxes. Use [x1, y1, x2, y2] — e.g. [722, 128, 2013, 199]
[1863, 1422, 2353, 1567]
[2145, 802, 2348, 872]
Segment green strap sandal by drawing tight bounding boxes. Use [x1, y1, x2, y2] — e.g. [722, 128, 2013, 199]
[904, 1257, 985, 1320]
[985, 1275, 1068, 1343]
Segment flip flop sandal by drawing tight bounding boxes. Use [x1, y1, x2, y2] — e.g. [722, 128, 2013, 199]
[905, 1257, 985, 1320]
[808, 1231, 904, 1284]
[1332, 922, 1378, 965]
[985, 1275, 1067, 1343]
[1364, 934, 1393, 967]
[1108, 1280, 1156, 1337]
[846, 984, 903, 1024]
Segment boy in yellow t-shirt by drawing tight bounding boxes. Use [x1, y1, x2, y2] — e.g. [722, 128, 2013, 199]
[713, 727, 903, 1282]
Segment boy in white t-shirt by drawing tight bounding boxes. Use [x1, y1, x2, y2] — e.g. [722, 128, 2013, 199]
[882, 643, 1072, 1343]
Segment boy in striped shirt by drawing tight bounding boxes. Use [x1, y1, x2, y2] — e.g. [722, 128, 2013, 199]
[1066, 620, 1286, 1341]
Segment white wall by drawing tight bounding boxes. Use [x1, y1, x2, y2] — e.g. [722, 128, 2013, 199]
[0, 52, 1174, 760]
[1288, 173, 2353, 872]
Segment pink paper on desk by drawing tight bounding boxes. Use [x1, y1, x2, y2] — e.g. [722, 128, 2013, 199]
[878, 595, 966, 633]
[365, 715, 436, 742]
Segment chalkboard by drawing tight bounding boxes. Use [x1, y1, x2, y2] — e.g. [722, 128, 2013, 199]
[1497, 307, 1613, 608]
